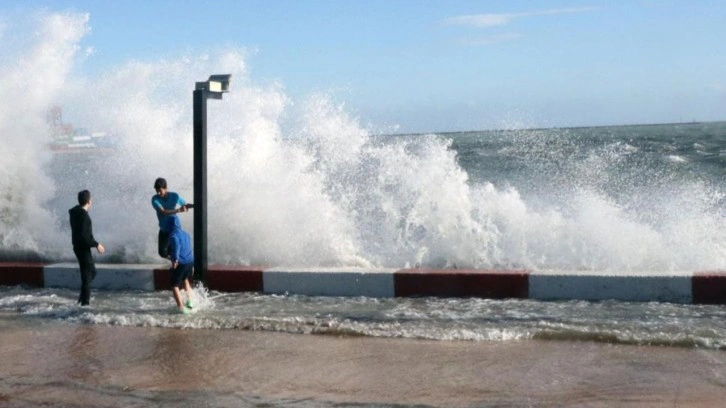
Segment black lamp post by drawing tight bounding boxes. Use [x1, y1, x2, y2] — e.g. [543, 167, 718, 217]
[193, 74, 231, 282]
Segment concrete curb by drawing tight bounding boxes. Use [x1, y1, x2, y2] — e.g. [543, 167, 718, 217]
[264, 267, 397, 298]
[529, 271, 693, 303]
[1, 262, 726, 304]
[43, 263, 159, 291]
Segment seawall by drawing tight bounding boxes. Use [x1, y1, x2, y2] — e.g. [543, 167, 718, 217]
[2, 262, 726, 304]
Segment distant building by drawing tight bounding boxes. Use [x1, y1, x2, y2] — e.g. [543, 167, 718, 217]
[47, 106, 116, 153]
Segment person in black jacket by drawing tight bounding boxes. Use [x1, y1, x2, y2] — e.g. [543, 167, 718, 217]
[69, 190, 105, 306]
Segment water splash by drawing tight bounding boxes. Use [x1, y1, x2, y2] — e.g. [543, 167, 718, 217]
[0, 11, 89, 259]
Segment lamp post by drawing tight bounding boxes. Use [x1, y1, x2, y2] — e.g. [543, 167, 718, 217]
[193, 74, 231, 282]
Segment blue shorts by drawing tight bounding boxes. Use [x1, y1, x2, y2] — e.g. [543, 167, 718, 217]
[170, 262, 193, 289]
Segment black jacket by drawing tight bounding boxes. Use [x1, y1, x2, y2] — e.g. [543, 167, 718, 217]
[69, 205, 99, 250]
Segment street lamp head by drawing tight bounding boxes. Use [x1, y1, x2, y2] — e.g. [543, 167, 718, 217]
[195, 74, 232, 95]
[208, 74, 231, 93]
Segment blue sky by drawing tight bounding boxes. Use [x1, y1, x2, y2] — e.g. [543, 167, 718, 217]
[4, 0, 726, 133]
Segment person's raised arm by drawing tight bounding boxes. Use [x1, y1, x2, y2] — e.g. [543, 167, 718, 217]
[155, 205, 185, 215]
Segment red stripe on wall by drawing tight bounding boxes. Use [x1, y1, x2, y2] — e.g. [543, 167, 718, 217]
[0, 262, 45, 287]
[394, 269, 529, 298]
[153, 267, 172, 291]
[155, 265, 265, 292]
[692, 271, 726, 304]
[207, 265, 264, 292]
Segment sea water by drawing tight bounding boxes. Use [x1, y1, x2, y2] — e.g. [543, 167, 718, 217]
[3, 284, 726, 349]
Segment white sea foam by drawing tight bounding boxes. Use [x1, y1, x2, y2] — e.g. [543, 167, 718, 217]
[4, 286, 726, 347]
[666, 154, 687, 163]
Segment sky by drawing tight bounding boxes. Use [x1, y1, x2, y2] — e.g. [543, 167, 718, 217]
[2, 0, 725, 133]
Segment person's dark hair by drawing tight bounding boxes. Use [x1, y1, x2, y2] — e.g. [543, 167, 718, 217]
[77, 190, 91, 206]
[154, 177, 167, 190]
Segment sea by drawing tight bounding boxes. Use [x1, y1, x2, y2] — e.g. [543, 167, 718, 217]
[3, 121, 726, 346]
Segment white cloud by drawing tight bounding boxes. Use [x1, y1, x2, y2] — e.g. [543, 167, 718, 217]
[446, 14, 513, 28]
[444, 6, 600, 28]
[460, 33, 524, 46]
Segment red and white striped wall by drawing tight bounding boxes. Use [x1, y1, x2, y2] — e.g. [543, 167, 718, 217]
[2, 262, 726, 304]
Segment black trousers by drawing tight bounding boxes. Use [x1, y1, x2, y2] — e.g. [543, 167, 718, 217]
[158, 230, 170, 259]
[73, 247, 97, 305]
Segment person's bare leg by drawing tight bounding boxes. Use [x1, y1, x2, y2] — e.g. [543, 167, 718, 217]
[183, 279, 194, 308]
[172, 287, 184, 309]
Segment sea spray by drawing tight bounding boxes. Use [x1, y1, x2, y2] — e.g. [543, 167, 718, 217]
[2, 10, 726, 272]
[458, 126, 726, 271]
[0, 11, 90, 259]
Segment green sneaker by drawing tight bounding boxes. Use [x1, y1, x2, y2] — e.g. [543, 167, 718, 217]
[178, 306, 192, 315]
[184, 300, 194, 309]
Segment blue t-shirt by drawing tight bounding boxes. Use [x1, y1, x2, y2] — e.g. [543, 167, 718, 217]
[151, 192, 186, 231]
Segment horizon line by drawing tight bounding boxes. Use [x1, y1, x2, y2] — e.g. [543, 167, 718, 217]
[381, 119, 726, 137]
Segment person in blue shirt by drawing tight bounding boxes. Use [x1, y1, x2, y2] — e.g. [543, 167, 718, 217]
[151, 177, 192, 259]
[165, 215, 195, 314]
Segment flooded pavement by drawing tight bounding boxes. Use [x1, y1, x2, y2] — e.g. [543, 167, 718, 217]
[2, 314, 726, 407]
